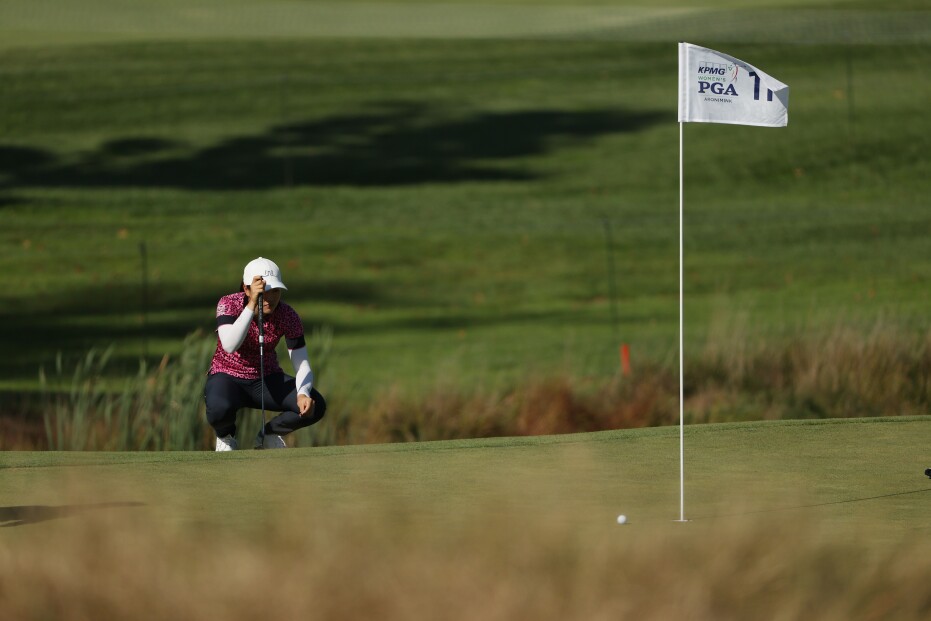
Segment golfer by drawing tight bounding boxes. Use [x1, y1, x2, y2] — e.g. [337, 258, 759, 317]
[204, 257, 326, 450]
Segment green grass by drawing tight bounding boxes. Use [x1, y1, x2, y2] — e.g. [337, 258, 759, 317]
[1, 1, 928, 51]
[2, 417, 928, 532]
[1, 419, 929, 619]
[1, 2, 929, 419]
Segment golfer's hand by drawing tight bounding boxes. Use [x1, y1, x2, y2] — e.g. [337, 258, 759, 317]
[297, 394, 314, 417]
[247, 276, 265, 309]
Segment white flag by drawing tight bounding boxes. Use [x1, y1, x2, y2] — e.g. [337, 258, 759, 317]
[678, 42, 789, 127]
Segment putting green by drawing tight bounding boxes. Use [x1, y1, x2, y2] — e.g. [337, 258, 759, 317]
[3, 417, 928, 543]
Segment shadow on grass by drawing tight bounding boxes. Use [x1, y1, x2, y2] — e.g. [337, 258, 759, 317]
[0, 502, 146, 527]
[0, 102, 663, 382]
[693, 487, 931, 521]
[0, 278, 381, 381]
[0, 271, 618, 385]
[0, 102, 665, 190]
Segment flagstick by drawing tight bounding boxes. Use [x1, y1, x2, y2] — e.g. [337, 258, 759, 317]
[674, 42, 788, 524]
[677, 120, 687, 523]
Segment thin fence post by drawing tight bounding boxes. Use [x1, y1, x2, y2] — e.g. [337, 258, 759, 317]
[280, 73, 294, 187]
[601, 217, 621, 372]
[140, 241, 149, 360]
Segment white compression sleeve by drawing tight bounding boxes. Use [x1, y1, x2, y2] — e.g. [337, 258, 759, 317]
[288, 346, 314, 397]
[217, 307, 253, 353]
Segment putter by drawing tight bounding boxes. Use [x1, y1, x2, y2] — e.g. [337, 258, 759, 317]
[256, 291, 266, 450]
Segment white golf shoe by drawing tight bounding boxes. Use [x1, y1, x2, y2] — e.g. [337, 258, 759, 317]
[255, 431, 287, 449]
[215, 434, 238, 451]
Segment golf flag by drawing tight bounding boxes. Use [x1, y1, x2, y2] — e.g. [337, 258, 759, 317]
[674, 44, 788, 523]
[678, 42, 789, 127]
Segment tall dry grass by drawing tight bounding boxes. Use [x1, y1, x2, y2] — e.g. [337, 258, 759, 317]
[39, 332, 216, 451]
[32, 328, 333, 451]
[692, 321, 931, 423]
[1, 491, 929, 621]
[332, 322, 930, 444]
[356, 368, 676, 444]
[17, 322, 931, 450]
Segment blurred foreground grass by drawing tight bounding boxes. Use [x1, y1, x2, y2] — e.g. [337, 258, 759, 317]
[2, 417, 930, 619]
[2, 497, 930, 620]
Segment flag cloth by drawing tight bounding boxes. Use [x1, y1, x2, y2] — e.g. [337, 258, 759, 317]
[678, 42, 789, 127]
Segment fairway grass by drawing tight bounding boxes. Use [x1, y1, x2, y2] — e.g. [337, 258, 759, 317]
[2, 418, 929, 619]
[2, 1, 929, 50]
[2, 2, 930, 404]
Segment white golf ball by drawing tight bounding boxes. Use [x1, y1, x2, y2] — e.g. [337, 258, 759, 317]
[616, 514, 627, 525]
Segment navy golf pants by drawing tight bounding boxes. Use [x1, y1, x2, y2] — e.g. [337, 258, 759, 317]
[204, 372, 326, 439]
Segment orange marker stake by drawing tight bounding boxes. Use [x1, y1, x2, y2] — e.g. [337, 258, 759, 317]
[621, 343, 631, 376]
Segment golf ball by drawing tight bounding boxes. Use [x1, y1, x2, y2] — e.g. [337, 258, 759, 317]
[616, 514, 627, 525]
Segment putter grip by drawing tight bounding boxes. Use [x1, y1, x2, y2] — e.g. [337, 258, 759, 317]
[257, 293, 264, 343]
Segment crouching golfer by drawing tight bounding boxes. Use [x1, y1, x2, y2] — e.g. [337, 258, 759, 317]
[204, 257, 326, 450]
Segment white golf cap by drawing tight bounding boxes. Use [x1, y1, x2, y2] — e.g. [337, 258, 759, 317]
[242, 257, 288, 291]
